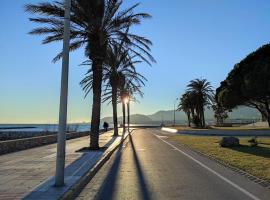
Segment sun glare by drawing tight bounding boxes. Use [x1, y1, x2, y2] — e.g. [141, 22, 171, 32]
[124, 97, 129, 104]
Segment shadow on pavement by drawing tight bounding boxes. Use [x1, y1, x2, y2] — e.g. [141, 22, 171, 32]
[24, 135, 118, 200]
[129, 133, 152, 200]
[95, 132, 151, 200]
[230, 145, 270, 159]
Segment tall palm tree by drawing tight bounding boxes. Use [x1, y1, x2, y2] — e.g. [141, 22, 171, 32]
[186, 78, 213, 127]
[103, 46, 147, 135]
[26, 0, 154, 149]
[118, 70, 145, 132]
[125, 84, 144, 131]
[81, 44, 147, 136]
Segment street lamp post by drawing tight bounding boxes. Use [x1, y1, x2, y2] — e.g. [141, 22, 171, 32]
[126, 97, 130, 132]
[55, 0, 71, 187]
[173, 98, 178, 126]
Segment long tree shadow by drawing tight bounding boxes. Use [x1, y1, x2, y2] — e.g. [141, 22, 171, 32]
[230, 145, 270, 159]
[24, 135, 119, 200]
[94, 133, 126, 200]
[129, 133, 151, 200]
[95, 132, 151, 200]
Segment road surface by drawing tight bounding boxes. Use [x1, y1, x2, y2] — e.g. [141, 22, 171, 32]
[76, 128, 270, 200]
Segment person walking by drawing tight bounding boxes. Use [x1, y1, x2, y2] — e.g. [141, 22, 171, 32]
[103, 122, 109, 132]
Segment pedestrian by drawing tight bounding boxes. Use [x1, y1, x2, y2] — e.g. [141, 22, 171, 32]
[103, 121, 109, 132]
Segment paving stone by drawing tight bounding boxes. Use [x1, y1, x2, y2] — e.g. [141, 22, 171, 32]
[0, 130, 122, 200]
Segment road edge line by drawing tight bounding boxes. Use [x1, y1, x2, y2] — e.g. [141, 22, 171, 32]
[153, 133, 262, 200]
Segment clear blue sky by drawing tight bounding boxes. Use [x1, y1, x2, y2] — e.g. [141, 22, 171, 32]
[1, 0, 270, 123]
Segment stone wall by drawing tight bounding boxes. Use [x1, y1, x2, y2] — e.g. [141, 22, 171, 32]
[0, 131, 57, 141]
[0, 131, 89, 155]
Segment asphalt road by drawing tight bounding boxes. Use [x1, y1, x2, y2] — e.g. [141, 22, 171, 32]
[76, 128, 270, 200]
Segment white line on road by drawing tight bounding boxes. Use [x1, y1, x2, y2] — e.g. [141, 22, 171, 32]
[153, 133, 261, 200]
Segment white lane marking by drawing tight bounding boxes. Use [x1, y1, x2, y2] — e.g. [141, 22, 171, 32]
[153, 133, 261, 200]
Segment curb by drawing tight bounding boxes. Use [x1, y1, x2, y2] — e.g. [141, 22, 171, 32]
[60, 131, 130, 200]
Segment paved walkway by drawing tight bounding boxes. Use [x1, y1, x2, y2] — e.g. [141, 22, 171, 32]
[0, 130, 121, 200]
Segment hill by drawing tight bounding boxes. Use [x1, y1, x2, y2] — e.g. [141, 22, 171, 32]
[101, 114, 152, 124]
[101, 106, 261, 124]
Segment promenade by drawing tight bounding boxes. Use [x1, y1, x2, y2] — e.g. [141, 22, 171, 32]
[0, 130, 123, 200]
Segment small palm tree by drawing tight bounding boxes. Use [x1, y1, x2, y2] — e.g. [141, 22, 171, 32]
[178, 92, 193, 127]
[186, 79, 213, 127]
[26, 0, 154, 149]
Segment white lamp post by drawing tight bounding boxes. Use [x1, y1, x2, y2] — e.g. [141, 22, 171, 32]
[55, 0, 71, 187]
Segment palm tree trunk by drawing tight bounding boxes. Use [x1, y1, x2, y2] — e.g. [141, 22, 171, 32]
[122, 102, 126, 132]
[187, 111, 191, 127]
[196, 107, 202, 127]
[90, 60, 103, 150]
[127, 101, 130, 131]
[111, 85, 118, 136]
[201, 107, 205, 127]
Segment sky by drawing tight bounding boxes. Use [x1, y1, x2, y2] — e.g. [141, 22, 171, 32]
[1, 0, 270, 123]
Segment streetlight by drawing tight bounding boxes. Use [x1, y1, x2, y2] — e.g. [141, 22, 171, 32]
[55, 0, 71, 187]
[121, 96, 129, 133]
[124, 97, 129, 104]
[125, 97, 130, 132]
[173, 97, 179, 126]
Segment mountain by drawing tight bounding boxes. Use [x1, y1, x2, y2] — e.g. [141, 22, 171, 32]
[148, 110, 186, 121]
[101, 114, 152, 124]
[101, 106, 261, 124]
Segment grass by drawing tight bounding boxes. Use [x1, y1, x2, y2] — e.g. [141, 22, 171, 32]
[169, 135, 270, 182]
[209, 126, 270, 131]
[169, 125, 270, 131]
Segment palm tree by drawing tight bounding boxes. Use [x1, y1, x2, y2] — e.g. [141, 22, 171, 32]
[178, 92, 192, 127]
[186, 78, 213, 127]
[118, 70, 145, 132]
[26, 0, 154, 149]
[81, 44, 147, 136]
[126, 85, 144, 131]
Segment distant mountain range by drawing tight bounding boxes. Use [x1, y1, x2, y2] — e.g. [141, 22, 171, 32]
[100, 106, 262, 124]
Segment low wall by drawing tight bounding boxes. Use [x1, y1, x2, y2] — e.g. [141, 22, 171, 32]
[0, 131, 57, 141]
[0, 131, 89, 155]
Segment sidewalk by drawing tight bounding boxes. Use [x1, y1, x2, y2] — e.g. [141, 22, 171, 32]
[0, 130, 125, 200]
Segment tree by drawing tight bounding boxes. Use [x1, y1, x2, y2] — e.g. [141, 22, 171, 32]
[186, 79, 214, 127]
[178, 92, 193, 127]
[216, 44, 270, 127]
[81, 44, 148, 136]
[125, 82, 145, 131]
[117, 70, 145, 132]
[26, 0, 154, 149]
[212, 102, 229, 126]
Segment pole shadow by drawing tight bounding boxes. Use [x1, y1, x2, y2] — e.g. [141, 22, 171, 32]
[128, 133, 152, 200]
[95, 132, 151, 200]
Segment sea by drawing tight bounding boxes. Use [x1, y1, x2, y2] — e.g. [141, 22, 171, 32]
[0, 124, 91, 133]
[0, 123, 160, 133]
